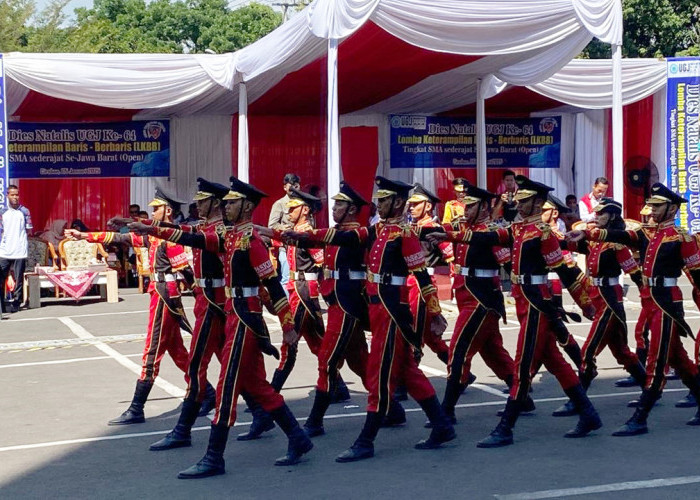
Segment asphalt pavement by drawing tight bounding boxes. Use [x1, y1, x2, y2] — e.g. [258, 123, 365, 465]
[1, 284, 700, 499]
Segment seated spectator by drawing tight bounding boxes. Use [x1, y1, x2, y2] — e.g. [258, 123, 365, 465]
[138, 211, 149, 219]
[39, 219, 68, 268]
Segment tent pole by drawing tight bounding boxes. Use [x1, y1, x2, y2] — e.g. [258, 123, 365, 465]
[237, 82, 249, 183]
[612, 43, 623, 209]
[476, 78, 487, 189]
[326, 38, 341, 223]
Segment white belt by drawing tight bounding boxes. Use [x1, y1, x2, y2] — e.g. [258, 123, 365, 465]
[455, 266, 499, 278]
[511, 274, 548, 285]
[225, 286, 259, 298]
[547, 272, 558, 280]
[324, 269, 366, 280]
[645, 276, 677, 287]
[591, 276, 620, 286]
[367, 272, 407, 286]
[289, 271, 318, 281]
[151, 272, 176, 282]
[427, 268, 435, 276]
[197, 278, 226, 288]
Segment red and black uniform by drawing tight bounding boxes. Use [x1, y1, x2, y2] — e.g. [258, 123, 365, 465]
[409, 217, 452, 362]
[440, 220, 515, 406]
[568, 237, 646, 387]
[586, 220, 700, 397]
[272, 220, 325, 391]
[87, 230, 193, 382]
[468, 216, 592, 402]
[150, 221, 294, 425]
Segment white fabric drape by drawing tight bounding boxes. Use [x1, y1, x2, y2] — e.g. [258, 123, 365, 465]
[650, 88, 667, 185]
[238, 82, 249, 182]
[326, 39, 341, 224]
[528, 113, 576, 198]
[130, 115, 233, 208]
[573, 109, 606, 196]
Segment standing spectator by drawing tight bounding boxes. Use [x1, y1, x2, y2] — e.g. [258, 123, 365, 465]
[268, 173, 300, 288]
[493, 170, 519, 222]
[128, 204, 141, 218]
[0, 185, 33, 314]
[183, 203, 200, 224]
[578, 177, 609, 222]
[368, 202, 380, 225]
[561, 195, 581, 230]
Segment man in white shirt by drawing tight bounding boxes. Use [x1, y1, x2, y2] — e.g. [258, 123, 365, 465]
[578, 177, 609, 222]
[0, 185, 33, 315]
[268, 173, 300, 289]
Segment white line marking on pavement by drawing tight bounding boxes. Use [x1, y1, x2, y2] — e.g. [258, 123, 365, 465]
[419, 364, 509, 398]
[0, 353, 142, 369]
[494, 475, 700, 499]
[0, 387, 691, 453]
[57, 317, 185, 398]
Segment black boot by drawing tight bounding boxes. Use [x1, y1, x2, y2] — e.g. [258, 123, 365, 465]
[198, 382, 217, 417]
[437, 351, 449, 365]
[150, 399, 200, 451]
[237, 392, 275, 441]
[393, 385, 408, 402]
[415, 395, 456, 449]
[498, 376, 535, 416]
[271, 368, 289, 393]
[561, 341, 582, 370]
[613, 389, 657, 436]
[178, 423, 229, 479]
[304, 390, 331, 437]
[615, 349, 647, 387]
[553, 371, 594, 418]
[330, 375, 351, 404]
[382, 400, 407, 427]
[427, 379, 464, 428]
[563, 384, 602, 438]
[478, 398, 520, 448]
[270, 404, 313, 466]
[108, 379, 153, 426]
[336, 412, 382, 462]
[676, 391, 697, 408]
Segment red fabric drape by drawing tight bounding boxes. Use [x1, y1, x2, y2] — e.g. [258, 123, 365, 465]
[232, 115, 328, 227]
[605, 95, 655, 218]
[341, 126, 379, 224]
[17, 178, 130, 233]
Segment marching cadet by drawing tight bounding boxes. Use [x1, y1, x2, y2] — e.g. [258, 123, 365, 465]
[445, 176, 600, 447]
[442, 177, 468, 224]
[269, 188, 328, 394]
[295, 177, 455, 462]
[136, 177, 313, 478]
[65, 188, 199, 426]
[426, 183, 531, 425]
[407, 183, 452, 364]
[570, 183, 700, 435]
[616, 204, 655, 388]
[272, 182, 386, 437]
[553, 198, 647, 417]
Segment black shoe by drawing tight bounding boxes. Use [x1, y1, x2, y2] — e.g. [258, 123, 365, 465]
[424, 414, 457, 428]
[612, 419, 648, 436]
[198, 383, 217, 417]
[336, 442, 374, 462]
[477, 422, 513, 448]
[676, 392, 697, 408]
[108, 408, 145, 426]
[330, 377, 351, 404]
[415, 425, 456, 449]
[552, 400, 577, 417]
[303, 422, 325, 437]
[150, 430, 192, 451]
[687, 409, 700, 426]
[393, 386, 408, 402]
[564, 411, 602, 438]
[177, 455, 225, 479]
[274, 429, 313, 466]
[614, 376, 638, 388]
[237, 412, 275, 441]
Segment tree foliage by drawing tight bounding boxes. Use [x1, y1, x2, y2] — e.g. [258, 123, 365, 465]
[0, 0, 282, 53]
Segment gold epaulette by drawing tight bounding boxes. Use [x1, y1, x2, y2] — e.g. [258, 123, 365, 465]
[675, 226, 694, 242]
[624, 219, 642, 231]
[215, 223, 227, 237]
[536, 222, 552, 236]
[402, 224, 419, 237]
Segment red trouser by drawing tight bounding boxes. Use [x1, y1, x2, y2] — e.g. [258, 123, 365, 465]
[278, 283, 324, 373]
[634, 294, 653, 350]
[214, 313, 284, 427]
[580, 287, 639, 378]
[316, 303, 369, 393]
[185, 288, 226, 402]
[645, 293, 698, 393]
[509, 285, 580, 402]
[448, 287, 514, 385]
[408, 275, 449, 357]
[366, 300, 435, 414]
[141, 286, 190, 382]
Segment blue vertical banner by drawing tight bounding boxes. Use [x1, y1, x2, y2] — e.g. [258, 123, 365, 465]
[0, 54, 8, 210]
[666, 57, 700, 231]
